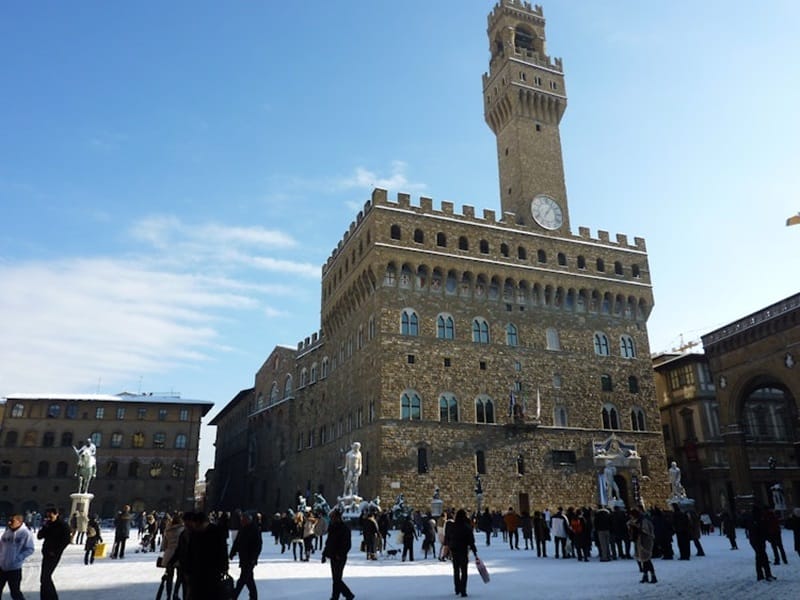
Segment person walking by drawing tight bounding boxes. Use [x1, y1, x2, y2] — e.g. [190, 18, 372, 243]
[533, 511, 549, 557]
[749, 506, 776, 581]
[111, 504, 132, 559]
[401, 516, 417, 562]
[445, 509, 478, 598]
[720, 510, 738, 550]
[322, 509, 354, 600]
[230, 513, 262, 600]
[183, 512, 230, 600]
[549, 508, 569, 558]
[0, 513, 35, 600]
[83, 514, 102, 565]
[627, 507, 657, 584]
[765, 508, 787, 565]
[160, 513, 185, 600]
[37, 507, 71, 600]
[504, 507, 520, 550]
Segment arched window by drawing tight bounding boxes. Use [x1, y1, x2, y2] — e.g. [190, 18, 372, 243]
[620, 335, 636, 358]
[47, 404, 61, 418]
[269, 382, 279, 404]
[60, 432, 73, 447]
[614, 261, 623, 275]
[602, 404, 620, 430]
[439, 393, 459, 422]
[506, 323, 519, 346]
[475, 450, 487, 474]
[458, 236, 469, 250]
[128, 460, 140, 478]
[596, 258, 605, 272]
[175, 434, 187, 449]
[632, 264, 641, 278]
[557, 252, 567, 266]
[472, 318, 490, 344]
[518, 246, 527, 260]
[600, 374, 613, 392]
[4, 431, 18, 448]
[401, 309, 419, 336]
[152, 433, 166, 448]
[628, 376, 640, 393]
[300, 368, 308, 387]
[283, 375, 293, 398]
[417, 447, 428, 474]
[43, 432, 55, 447]
[594, 332, 610, 356]
[321, 358, 330, 379]
[390, 224, 401, 240]
[310, 363, 318, 383]
[577, 255, 586, 269]
[37, 460, 49, 477]
[437, 314, 455, 340]
[479, 239, 489, 254]
[401, 391, 422, 421]
[383, 263, 397, 286]
[110, 432, 123, 448]
[553, 405, 568, 427]
[476, 396, 495, 424]
[56, 461, 69, 477]
[631, 407, 646, 431]
[500, 243, 509, 257]
[436, 232, 447, 247]
[537, 249, 547, 263]
[546, 327, 561, 350]
[413, 229, 424, 243]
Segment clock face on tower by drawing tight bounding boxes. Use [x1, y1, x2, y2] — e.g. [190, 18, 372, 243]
[531, 194, 563, 230]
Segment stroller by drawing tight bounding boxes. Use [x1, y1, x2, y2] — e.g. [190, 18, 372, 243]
[137, 531, 154, 553]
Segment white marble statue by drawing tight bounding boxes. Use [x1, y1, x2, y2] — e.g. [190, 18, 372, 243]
[73, 438, 97, 494]
[603, 461, 620, 503]
[342, 442, 362, 497]
[669, 461, 686, 499]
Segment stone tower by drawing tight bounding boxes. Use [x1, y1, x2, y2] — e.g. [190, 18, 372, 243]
[220, 2, 672, 516]
[483, 1, 570, 232]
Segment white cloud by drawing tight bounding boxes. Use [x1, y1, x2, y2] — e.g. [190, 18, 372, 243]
[0, 239, 308, 396]
[339, 160, 427, 193]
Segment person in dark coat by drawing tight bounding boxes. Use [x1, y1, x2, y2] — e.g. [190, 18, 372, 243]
[322, 509, 354, 600]
[37, 507, 72, 600]
[749, 506, 775, 581]
[671, 504, 691, 560]
[83, 514, 102, 565]
[764, 508, 787, 565]
[627, 508, 657, 584]
[533, 511, 549, 557]
[184, 512, 229, 600]
[230, 513, 262, 600]
[785, 508, 800, 558]
[445, 509, 478, 598]
[401, 517, 417, 562]
[111, 504, 132, 559]
[721, 510, 738, 549]
[478, 508, 492, 546]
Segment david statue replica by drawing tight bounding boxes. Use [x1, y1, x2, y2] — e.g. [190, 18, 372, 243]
[342, 442, 363, 498]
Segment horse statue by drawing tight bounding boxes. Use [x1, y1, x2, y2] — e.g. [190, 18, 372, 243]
[73, 442, 97, 494]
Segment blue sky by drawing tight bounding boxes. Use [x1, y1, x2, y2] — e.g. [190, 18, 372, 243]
[2, 1, 799, 473]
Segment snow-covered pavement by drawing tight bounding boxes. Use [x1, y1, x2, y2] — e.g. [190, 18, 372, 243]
[11, 527, 799, 599]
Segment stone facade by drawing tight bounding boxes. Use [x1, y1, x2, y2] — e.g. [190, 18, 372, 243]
[0, 393, 212, 518]
[211, 1, 670, 515]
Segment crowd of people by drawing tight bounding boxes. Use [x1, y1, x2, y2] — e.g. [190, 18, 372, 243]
[2, 499, 799, 599]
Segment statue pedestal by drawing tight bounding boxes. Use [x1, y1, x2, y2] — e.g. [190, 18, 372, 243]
[69, 492, 94, 535]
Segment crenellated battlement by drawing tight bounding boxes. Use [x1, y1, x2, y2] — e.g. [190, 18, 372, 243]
[322, 189, 647, 273]
[296, 328, 325, 355]
[488, 1, 544, 25]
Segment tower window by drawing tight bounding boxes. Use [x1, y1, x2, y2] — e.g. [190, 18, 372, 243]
[596, 258, 605, 272]
[459, 236, 469, 251]
[414, 229, 424, 243]
[577, 255, 586, 269]
[436, 232, 447, 247]
[479, 240, 489, 254]
[535, 123, 541, 132]
[390, 225, 401, 240]
[557, 252, 567, 266]
[537, 249, 547, 263]
[535, 76, 542, 86]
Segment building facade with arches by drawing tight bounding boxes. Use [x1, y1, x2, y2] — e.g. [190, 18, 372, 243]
[211, 1, 670, 514]
[655, 293, 800, 514]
